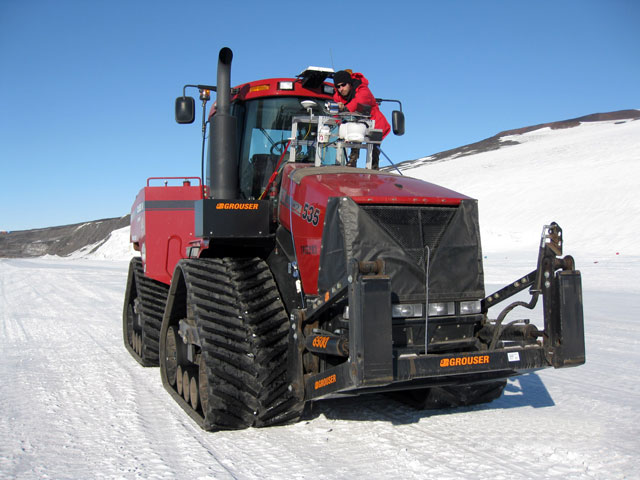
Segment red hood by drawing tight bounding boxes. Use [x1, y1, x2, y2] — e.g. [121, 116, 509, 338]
[287, 165, 470, 206]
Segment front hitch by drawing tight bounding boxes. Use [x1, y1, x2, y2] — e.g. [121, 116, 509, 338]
[482, 223, 585, 368]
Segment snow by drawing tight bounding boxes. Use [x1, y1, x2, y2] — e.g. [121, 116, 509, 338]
[405, 119, 640, 258]
[65, 226, 137, 261]
[1, 118, 639, 479]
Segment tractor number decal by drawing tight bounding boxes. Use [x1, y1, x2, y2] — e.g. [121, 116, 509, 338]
[312, 336, 330, 349]
[440, 355, 490, 368]
[314, 374, 337, 390]
[301, 245, 318, 255]
[301, 203, 320, 226]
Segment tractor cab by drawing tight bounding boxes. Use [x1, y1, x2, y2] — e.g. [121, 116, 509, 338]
[232, 95, 336, 200]
[234, 96, 389, 199]
[177, 64, 404, 201]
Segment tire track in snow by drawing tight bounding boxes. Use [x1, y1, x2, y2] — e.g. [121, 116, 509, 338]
[310, 394, 542, 480]
[0, 258, 232, 479]
[59, 260, 236, 479]
[0, 260, 35, 343]
[81, 325, 238, 479]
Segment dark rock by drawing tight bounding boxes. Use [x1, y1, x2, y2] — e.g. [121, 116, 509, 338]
[0, 216, 130, 258]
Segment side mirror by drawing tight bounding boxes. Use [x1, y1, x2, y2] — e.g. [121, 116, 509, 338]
[392, 110, 405, 136]
[175, 96, 195, 124]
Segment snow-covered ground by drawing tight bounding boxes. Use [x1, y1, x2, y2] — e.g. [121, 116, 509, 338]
[1, 118, 639, 479]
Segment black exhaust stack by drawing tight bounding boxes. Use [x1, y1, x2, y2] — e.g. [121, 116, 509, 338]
[208, 47, 238, 199]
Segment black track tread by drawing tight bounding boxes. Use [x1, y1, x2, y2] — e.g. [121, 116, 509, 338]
[180, 257, 303, 430]
[124, 257, 169, 366]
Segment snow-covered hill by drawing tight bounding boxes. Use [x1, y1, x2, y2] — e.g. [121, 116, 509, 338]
[1, 115, 639, 479]
[66, 225, 137, 261]
[402, 116, 640, 258]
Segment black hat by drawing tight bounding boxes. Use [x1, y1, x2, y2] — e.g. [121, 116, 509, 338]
[334, 70, 352, 85]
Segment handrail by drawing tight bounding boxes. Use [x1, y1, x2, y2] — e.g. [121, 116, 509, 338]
[146, 177, 202, 187]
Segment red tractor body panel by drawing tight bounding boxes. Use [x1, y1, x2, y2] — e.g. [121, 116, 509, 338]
[130, 178, 203, 284]
[278, 164, 471, 294]
[207, 77, 334, 118]
[231, 78, 334, 102]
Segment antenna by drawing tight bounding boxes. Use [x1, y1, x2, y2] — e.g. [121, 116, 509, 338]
[329, 48, 335, 70]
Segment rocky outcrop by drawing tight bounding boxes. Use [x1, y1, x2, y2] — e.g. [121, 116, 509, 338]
[0, 215, 130, 258]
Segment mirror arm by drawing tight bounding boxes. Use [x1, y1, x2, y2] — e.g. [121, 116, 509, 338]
[375, 98, 403, 112]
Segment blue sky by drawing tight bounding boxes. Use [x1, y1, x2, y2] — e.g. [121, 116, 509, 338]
[1, 0, 638, 231]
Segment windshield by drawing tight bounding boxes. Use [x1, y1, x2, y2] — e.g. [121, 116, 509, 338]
[237, 97, 335, 199]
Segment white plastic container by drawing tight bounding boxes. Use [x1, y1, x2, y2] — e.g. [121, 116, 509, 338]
[318, 125, 331, 143]
[338, 122, 366, 142]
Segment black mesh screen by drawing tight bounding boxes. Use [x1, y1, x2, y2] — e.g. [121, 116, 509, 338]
[361, 205, 456, 266]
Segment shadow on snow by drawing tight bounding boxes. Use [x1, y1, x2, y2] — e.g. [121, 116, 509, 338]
[304, 373, 555, 426]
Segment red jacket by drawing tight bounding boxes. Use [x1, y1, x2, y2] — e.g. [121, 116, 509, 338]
[333, 72, 391, 138]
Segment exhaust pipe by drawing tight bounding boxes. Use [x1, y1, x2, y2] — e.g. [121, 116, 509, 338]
[208, 47, 238, 199]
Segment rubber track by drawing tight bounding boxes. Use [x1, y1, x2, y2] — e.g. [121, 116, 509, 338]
[181, 257, 304, 430]
[125, 257, 169, 366]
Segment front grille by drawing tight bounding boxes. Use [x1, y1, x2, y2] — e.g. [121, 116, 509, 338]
[361, 205, 456, 266]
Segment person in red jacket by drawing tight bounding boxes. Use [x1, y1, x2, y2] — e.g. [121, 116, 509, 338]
[333, 70, 390, 169]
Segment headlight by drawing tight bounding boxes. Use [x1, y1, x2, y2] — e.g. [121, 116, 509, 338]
[460, 300, 482, 314]
[392, 304, 423, 318]
[278, 81, 294, 90]
[428, 302, 455, 316]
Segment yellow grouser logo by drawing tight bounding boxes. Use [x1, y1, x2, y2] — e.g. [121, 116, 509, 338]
[440, 355, 490, 368]
[314, 374, 337, 390]
[216, 202, 259, 210]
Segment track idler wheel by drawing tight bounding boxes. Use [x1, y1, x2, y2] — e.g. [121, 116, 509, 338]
[164, 326, 179, 387]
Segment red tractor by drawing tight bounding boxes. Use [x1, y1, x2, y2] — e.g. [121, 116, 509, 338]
[123, 47, 585, 430]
